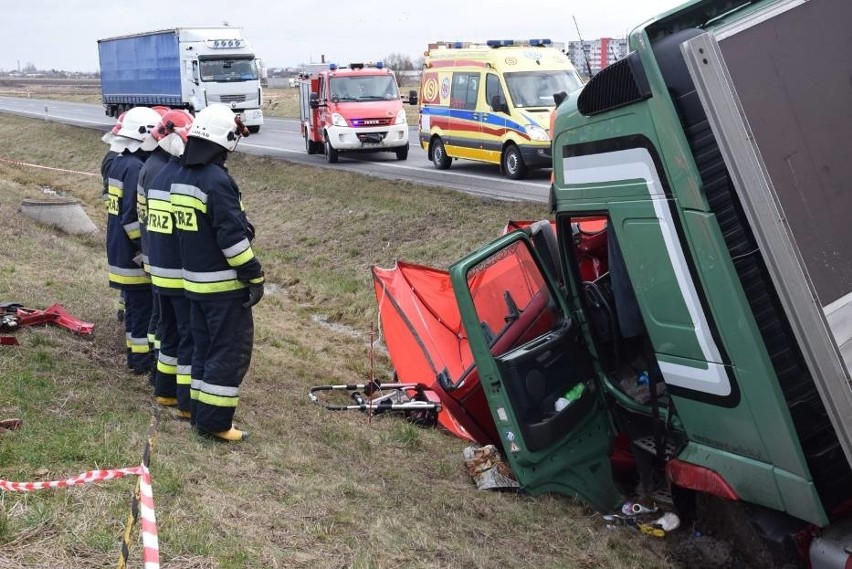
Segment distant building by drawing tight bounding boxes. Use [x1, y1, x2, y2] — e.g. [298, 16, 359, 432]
[566, 38, 629, 78]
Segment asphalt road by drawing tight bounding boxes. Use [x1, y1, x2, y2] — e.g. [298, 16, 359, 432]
[0, 96, 550, 203]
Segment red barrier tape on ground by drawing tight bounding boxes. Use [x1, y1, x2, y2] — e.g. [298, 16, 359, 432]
[0, 464, 159, 568]
[0, 156, 99, 177]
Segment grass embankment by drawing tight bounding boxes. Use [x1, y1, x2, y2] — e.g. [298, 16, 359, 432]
[0, 114, 673, 568]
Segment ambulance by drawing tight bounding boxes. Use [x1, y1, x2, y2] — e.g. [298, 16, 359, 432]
[419, 39, 582, 179]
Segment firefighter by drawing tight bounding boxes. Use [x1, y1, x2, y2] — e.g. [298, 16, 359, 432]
[101, 113, 125, 322]
[136, 106, 171, 381]
[170, 103, 263, 442]
[145, 109, 195, 417]
[106, 106, 162, 374]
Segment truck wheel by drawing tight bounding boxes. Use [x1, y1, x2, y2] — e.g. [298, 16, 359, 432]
[431, 137, 451, 170]
[325, 137, 339, 164]
[248, 125, 260, 134]
[305, 132, 316, 155]
[395, 144, 409, 161]
[502, 144, 528, 180]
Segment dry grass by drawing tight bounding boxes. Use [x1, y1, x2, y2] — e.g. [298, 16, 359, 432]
[0, 114, 675, 568]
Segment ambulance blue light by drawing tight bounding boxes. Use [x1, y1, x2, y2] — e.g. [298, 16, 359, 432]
[329, 63, 338, 71]
[486, 40, 500, 47]
[375, 61, 383, 69]
[530, 38, 552, 46]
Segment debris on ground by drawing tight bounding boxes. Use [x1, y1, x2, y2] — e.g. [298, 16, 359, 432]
[462, 444, 520, 491]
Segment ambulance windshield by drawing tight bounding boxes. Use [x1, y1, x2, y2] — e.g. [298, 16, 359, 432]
[505, 70, 582, 108]
[330, 75, 399, 102]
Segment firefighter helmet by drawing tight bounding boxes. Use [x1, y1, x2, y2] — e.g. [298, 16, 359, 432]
[188, 103, 249, 152]
[101, 111, 126, 144]
[115, 106, 162, 152]
[153, 109, 195, 157]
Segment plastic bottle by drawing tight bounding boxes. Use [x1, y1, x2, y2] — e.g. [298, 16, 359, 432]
[554, 383, 586, 412]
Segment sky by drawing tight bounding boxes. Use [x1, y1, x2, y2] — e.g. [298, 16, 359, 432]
[5, 0, 687, 72]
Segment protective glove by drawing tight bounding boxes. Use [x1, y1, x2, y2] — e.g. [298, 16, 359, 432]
[242, 282, 264, 309]
[246, 221, 256, 242]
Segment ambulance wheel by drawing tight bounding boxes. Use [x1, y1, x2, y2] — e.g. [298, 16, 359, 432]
[305, 131, 316, 155]
[502, 144, 528, 180]
[248, 125, 260, 134]
[325, 136, 339, 164]
[431, 137, 451, 170]
[395, 144, 409, 161]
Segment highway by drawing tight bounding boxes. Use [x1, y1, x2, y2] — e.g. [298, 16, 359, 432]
[0, 96, 550, 203]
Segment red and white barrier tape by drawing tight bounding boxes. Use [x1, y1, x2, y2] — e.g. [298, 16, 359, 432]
[0, 156, 99, 177]
[1, 464, 159, 568]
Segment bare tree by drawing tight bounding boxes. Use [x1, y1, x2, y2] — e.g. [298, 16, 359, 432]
[383, 52, 414, 85]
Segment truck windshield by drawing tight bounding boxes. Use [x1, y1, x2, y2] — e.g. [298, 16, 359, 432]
[505, 70, 583, 108]
[330, 75, 399, 102]
[199, 57, 258, 82]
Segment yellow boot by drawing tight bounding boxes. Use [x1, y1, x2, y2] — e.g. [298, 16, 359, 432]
[175, 409, 191, 421]
[155, 396, 178, 407]
[208, 426, 248, 442]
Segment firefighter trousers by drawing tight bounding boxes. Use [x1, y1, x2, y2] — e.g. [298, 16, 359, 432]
[154, 295, 192, 407]
[189, 297, 254, 433]
[124, 288, 153, 373]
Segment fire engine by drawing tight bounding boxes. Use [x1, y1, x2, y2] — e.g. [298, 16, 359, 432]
[299, 62, 418, 163]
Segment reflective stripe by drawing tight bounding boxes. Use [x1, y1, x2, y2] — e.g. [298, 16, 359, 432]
[178, 365, 192, 376]
[222, 238, 250, 259]
[151, 275, 184, 289]
[157, 360, 178, 375]
[249, 275, 265, 284]
[170, 183, 208, 204]
[183, 269, 238, 282]
[147, 332, 156, 344]
[128, 336, 150, 354]
[170, 194, 207, 214]
[197, 381, 240, 398]
[226, 247, 255, 268]
[147, 190, 172, 204]
[149, 266, 183, 279]
[109, 271, 150, 286]
[176, 374, 192, 386]
[190, 378, 201, 400]
[158, 353, 178, 365]
[196, 391, 239, 408]
[108, 180, 123, 196]
[183, 280, 245, 294]
[124, 221, 141, 240]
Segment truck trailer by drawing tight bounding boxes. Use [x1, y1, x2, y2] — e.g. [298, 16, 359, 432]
[434, 0, 851, 565]
[97, 27, 264, 132]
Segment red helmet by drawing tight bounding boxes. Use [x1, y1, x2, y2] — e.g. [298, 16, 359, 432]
[154, 109, 195, 156]
[152, 109, 194, 142]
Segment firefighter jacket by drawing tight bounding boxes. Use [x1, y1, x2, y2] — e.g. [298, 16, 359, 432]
[106, 151, 151, 290]
[101, 150, 118, 202]
[145, 157, 185, 297]
[136, 147, 170, 271]
[169, 161, 263, 301]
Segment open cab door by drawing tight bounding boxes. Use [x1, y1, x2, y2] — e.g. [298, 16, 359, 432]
[449, 230, 620, 511]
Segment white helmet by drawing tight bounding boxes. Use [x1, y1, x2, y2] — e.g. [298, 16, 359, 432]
[114, 107, 162, 152]
[188, 103, 249, 152]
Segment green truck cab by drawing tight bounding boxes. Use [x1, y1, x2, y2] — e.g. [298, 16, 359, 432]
[448, 0, 852, 565]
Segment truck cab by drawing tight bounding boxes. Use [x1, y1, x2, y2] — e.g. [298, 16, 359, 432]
[299, 62, 417, 163]
[442, 0, 852, 565]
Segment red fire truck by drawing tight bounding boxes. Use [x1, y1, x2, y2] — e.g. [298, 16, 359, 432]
[299, 62, 418, 163]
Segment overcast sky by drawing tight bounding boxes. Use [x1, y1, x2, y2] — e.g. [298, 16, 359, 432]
[5, 0, 686, 72]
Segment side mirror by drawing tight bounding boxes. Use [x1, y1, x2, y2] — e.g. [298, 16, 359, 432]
[309, 92, 319, 109]
[408, 89, 418, 106]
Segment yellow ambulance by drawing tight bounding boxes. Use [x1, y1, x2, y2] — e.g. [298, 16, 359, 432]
[419, 39, 582, 179]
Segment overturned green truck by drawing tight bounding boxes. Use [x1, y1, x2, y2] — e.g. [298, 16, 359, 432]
[442, 0, 851, 565]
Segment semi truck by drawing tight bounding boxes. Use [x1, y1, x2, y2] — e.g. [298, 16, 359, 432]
[437, 0, 851, 565]
[97, 27, 264, 132]
[299, 62, 418, 163]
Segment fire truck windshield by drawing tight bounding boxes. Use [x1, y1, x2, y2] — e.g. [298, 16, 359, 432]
[199, 57, 259, 82]
[330, 75, 399, 102]
[505, 70, 583, 108]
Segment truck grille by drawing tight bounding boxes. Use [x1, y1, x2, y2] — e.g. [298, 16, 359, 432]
[218, 94, 246, 104]
[351, 117, 394, 127]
